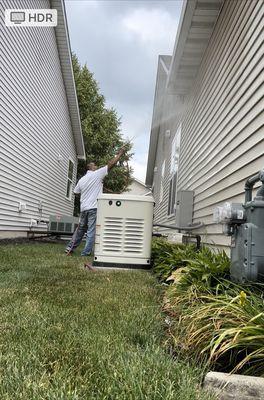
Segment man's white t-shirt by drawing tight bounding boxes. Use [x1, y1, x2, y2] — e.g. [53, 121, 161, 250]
[74, 166, 108, 211]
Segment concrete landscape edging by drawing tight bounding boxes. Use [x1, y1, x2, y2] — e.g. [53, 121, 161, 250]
[203, 371, 264, 400]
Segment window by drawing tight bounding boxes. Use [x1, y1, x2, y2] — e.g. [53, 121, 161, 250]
[170, 124, 181, 174]
[66, 159, 74, 199]
[168, 124, 181, 216]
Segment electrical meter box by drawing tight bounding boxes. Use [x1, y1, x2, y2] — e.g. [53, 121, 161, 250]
[213, 168, 264, 282]
[94, 194, 155, 267]
[175, 190, 194, 228]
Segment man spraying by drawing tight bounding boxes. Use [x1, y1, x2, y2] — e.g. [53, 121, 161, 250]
[65, 145, 128, 256]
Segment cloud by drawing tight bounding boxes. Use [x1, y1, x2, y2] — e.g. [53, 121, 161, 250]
[122, 8, 177, 51]
[65, 0, 182, 181]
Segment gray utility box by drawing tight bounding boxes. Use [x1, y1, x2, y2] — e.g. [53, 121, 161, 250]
[175, 190, 194, 228]
[231, 200, 264, 282]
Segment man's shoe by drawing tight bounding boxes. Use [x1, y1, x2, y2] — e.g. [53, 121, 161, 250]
[81, 252, 91, 256]
[65, 248, 74, 256]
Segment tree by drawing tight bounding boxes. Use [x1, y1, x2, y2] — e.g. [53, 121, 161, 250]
[72, 54, 133, 215]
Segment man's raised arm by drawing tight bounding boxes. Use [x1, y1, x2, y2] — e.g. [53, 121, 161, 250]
[107, 145, 127, 171]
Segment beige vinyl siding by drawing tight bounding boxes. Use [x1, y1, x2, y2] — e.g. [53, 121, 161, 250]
[176, 0, 264, 248]
[150, 0, 264, 246]
[152, 96, 180, 226]
[151, 59, 183, 228]
[149, 57, 183, 231]
[152, 97, 183, 231]
[153, 122, 181, 232]
[0, 0, 78, 231]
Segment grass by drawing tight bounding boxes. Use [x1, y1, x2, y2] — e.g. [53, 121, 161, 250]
[0, 242, 214, 400]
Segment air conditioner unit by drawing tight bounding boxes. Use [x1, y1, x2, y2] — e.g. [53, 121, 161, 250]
[94, 194, 155, 267]
[48, 215, 79, 234]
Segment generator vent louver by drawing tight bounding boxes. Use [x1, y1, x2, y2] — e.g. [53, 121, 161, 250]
[124, 218, 144, 253]
[103, 217, 123, 252]
[102, 217, 144, 253]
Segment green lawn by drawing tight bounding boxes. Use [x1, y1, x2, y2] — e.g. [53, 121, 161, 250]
[0, 242, 214, 400]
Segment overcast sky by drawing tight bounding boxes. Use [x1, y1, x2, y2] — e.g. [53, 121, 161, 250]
[65, 0, 182, 182]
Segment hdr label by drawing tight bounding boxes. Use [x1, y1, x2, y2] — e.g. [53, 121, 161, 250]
[5, 9, 57, 27]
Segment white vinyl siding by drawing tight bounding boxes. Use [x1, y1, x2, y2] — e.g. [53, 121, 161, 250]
[176, 0, 264, 248]
[0, 0, 78, 231]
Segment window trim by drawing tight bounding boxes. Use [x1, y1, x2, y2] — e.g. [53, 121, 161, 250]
[167, 171, 177, 217]
[66, 158, 74, 201]
[168, 124, 181, 217]
[159, 159, 166, 203]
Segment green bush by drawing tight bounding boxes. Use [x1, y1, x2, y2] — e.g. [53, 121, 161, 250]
[151, 239, 229, 292]
[151, 238, 197, 282]
[167, 247, 230, 293]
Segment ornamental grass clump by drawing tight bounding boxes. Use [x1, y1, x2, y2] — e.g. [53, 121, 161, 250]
[167, 285, 264, 376]
[204, 286, 264, 375]
[151, 239, 264, 376]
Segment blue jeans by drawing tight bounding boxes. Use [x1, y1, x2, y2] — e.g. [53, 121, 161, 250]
[66, 209, 97, 256]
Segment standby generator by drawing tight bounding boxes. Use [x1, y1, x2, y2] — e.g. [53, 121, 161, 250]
[214, 168, 264, 282]
[93, 194, 155, 267]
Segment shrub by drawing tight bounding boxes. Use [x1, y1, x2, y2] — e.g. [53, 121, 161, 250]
[151, 238, 197, 282]
[167, 247, 230, 293]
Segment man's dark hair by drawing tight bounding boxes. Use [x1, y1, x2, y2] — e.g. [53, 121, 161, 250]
[86, 162, 97, 171]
